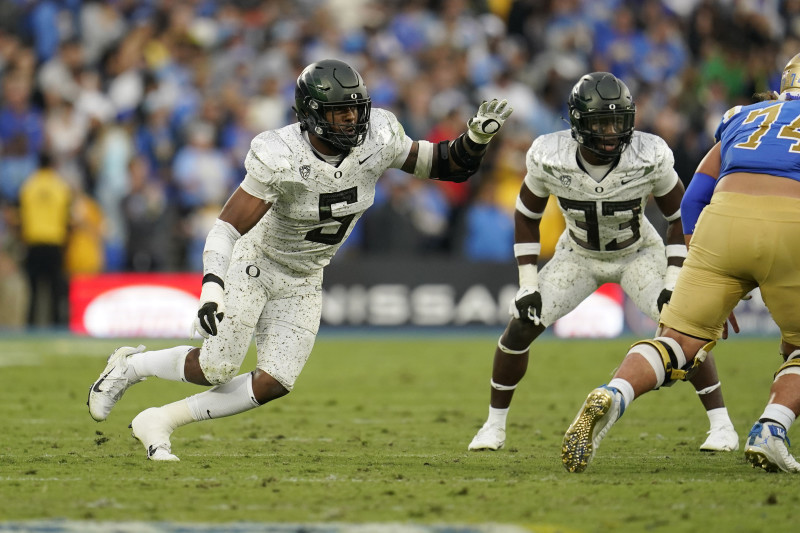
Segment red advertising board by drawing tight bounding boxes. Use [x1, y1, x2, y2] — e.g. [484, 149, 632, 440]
[70, 273, 202, 338]
[552, 283, 626, 338]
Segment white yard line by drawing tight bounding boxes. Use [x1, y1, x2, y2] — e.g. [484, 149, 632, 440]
[0, 521, 533, 533]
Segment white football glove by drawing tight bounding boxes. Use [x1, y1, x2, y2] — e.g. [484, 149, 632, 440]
[467, 99, 513, 144]
[510, 287, 543, 325]
[192, 280, 226, 339]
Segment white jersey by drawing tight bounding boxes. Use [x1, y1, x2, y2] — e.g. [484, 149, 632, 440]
[233, 108, 413, 275]
[522, 130, 679, 325]
[524, 130, 678, 259]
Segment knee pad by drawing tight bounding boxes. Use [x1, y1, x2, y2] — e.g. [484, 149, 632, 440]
[202, 359, 240, 385]
[631, 337, 716, 388]
[775, 349, 800, 381]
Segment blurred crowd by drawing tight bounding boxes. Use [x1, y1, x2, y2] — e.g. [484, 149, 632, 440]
[0, 0, 797, 328]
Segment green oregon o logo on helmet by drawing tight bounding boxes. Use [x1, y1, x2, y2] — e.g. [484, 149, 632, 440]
[292, 59, 372, 150]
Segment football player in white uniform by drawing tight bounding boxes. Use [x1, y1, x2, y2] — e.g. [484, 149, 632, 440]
[468, 72, 738, 454]
[87, 59, 513, 461]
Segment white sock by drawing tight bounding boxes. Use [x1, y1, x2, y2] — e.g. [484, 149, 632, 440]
[607, 378, 634, 409]
[128, 346, 193, 382]
[187, 372, 260, 421]
[158, 399, 195, 430]
[706, 407, 733, 429]
[760, 403, 796, 430]
[487, 406, 508, 428]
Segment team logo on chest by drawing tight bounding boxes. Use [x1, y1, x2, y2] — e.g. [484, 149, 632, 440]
[299, 165, 311, 179]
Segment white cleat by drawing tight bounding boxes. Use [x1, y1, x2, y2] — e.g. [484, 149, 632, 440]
[130, 407, 180, 462]
[744, 422, 800, 473]
[87, 345, 146, 422]
[468, 423, 506, 451]
[700, 425, 739, 452]
[148, 446, 180, 462]
[562, 386, 624, 473]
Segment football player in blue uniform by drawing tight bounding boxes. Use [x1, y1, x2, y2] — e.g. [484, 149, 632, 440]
[562, 54, 800, 473]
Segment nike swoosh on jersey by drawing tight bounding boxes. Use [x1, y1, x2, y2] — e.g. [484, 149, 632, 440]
[358, 152, 376, 165]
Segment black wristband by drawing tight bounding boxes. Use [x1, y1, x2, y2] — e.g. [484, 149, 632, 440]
[438, 140, 450, 162]
[202, 273, 225, 289]
[451, 133, 485, 170]
[430, 137, 475, 182]
[462, 133, 487, 153]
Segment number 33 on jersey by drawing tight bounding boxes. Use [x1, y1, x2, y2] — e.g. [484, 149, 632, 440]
[524, 130, 679, 255]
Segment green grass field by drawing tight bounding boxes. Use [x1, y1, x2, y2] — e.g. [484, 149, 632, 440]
[0, 333, 796, 532]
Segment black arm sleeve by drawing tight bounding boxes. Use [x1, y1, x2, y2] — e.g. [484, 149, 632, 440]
[429, 134, 488, 183]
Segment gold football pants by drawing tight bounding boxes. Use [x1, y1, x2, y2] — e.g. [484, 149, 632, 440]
[660, 191, 800, 344]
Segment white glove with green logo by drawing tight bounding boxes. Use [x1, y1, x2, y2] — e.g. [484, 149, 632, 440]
[467, 99, 513, 144]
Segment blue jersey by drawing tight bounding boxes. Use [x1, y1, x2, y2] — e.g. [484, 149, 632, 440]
[715, 99, 800, 181]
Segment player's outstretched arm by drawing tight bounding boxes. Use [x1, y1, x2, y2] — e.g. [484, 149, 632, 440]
[401, 99, 513, 182]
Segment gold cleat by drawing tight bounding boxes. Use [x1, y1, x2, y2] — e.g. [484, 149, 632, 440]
[562, 387, 616, 473]
[745, 449, 781, 473]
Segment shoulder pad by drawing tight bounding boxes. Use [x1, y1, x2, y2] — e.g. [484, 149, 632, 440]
[526, 133, 556, 165]
[721, 105, 743, 124]
[368, 108, 404, 144]
[249, 132, 292, 172]
[645, 133, 674, 164]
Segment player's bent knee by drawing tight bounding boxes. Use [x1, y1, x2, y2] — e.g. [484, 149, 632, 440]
[504, 319, 544, 348]
[202, 360, 241, 386]
[630, 336, 716, 388]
